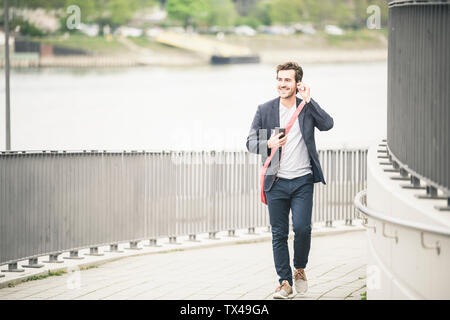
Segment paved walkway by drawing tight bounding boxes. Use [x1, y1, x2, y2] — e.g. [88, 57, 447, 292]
[0, 223, 367, 300]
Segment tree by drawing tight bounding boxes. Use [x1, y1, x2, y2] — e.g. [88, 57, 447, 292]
[9, 0, 66, 9]
[268, 0, 304, 25]
[165, 0, 209, 28]
[206, 0, 236, 27]
[9, 0, 155, 28]
[247, 0, 271, 26]
[301, 0, 334, 26]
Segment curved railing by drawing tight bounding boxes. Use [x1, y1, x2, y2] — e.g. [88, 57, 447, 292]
[0, 148, 367, 271]
[354, 190, 450, 255]
[387, 0, 449, 197]
[377, 142, 449, 210]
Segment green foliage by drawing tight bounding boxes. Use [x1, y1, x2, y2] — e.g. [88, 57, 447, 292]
[79, 265, 98, 271]
[360, 291, 367, 300]
[7, 0, 389, 31]
[12, 19, 46, 36]
[5, 269, 67, 288]
[106, 0, 139, 26]
[234, 15, 260, 29]
[166, 0, 210, 28]
[60, 0, 153, 27]
[9, 0, 155, 30]
[263, 0, 388, 29]
[9, 0, 67, 9]
[247, 0, 271, 26]
[206, 0, 237, 27]
[268, 0, 303, 25]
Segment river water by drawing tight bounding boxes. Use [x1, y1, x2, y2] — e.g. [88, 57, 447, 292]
[0, 62, 387, 151]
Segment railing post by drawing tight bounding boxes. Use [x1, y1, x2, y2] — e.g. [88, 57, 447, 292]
[401, 175, 426, 190]
[1, 263, 24, 273]
[167, 236, 181, 245]
[417, 185, 447, 200]
[145, 239, 161, 247]
[187, 234, 200, 242]
[22, 257, 44, 268]
[208, 232, 219, 240]
[64, 251, 85, 259]
[44, 253, 64, 264]
[86, 247, 104, 256]
[107, 244, 124, 253]
[227, 229, 238, 237]
[434, 198, 450, 212]
[127, 241, 143, 250]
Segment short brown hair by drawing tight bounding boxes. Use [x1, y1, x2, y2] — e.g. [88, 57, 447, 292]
[276, 62, 303, 83]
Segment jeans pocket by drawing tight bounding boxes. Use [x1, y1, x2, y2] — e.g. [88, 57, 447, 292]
[267, 177, 280, 193]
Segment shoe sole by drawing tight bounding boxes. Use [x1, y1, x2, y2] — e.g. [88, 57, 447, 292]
[273, 292, 294, 299]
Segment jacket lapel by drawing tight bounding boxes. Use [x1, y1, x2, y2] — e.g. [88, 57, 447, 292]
[272, 96, 305, 135]
[271, 97, 280, 128]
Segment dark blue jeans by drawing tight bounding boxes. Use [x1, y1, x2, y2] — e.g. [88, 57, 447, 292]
[266, 173, 314, 286]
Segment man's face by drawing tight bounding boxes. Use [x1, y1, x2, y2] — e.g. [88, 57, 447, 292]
[277, 69, 298, 99]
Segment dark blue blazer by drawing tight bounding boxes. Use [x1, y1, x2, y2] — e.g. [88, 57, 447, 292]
[246, 96, 334, 192]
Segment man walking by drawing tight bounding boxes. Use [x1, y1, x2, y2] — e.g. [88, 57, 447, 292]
[246, 62, 333, 299]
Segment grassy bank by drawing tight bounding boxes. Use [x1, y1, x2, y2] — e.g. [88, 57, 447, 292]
[9, 29, 388, 67]
[209, 29, 387, 51]
[32, 28, 387, 56]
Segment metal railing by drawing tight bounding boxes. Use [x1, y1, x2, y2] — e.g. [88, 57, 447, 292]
[0, 149, 367, 269]
[354, 190, 450, 255]
[387, 0, 449, 196]
[383, 144, 449, 209]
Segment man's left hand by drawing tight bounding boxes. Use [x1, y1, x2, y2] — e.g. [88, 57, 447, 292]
[297, 82, 311, 103]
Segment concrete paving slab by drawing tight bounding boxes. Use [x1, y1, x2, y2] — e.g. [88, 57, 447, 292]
[0, 222, 367, 300]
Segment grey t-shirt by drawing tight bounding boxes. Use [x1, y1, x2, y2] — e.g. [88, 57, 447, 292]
[276, 100, 312, 179]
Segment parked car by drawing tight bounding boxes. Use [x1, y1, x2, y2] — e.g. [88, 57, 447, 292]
[324, 25, 345, 35]
[146, 27, 163, 38]
[79, 23, 99, 37]
[293, 23, 317, 35]
[234, 25, 257, 36]
[114, 26, 144, 37]
[257, 25, 294, 35]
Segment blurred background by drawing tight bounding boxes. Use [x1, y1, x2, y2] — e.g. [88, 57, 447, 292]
[0, 0, 389, 151]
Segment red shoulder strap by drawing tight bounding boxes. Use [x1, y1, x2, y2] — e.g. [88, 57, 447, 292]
[260, 100, 306, 204]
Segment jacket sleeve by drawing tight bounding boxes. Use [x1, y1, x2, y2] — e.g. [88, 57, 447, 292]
[246, 105, 270, 159]
[308, 98, 334, 131]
